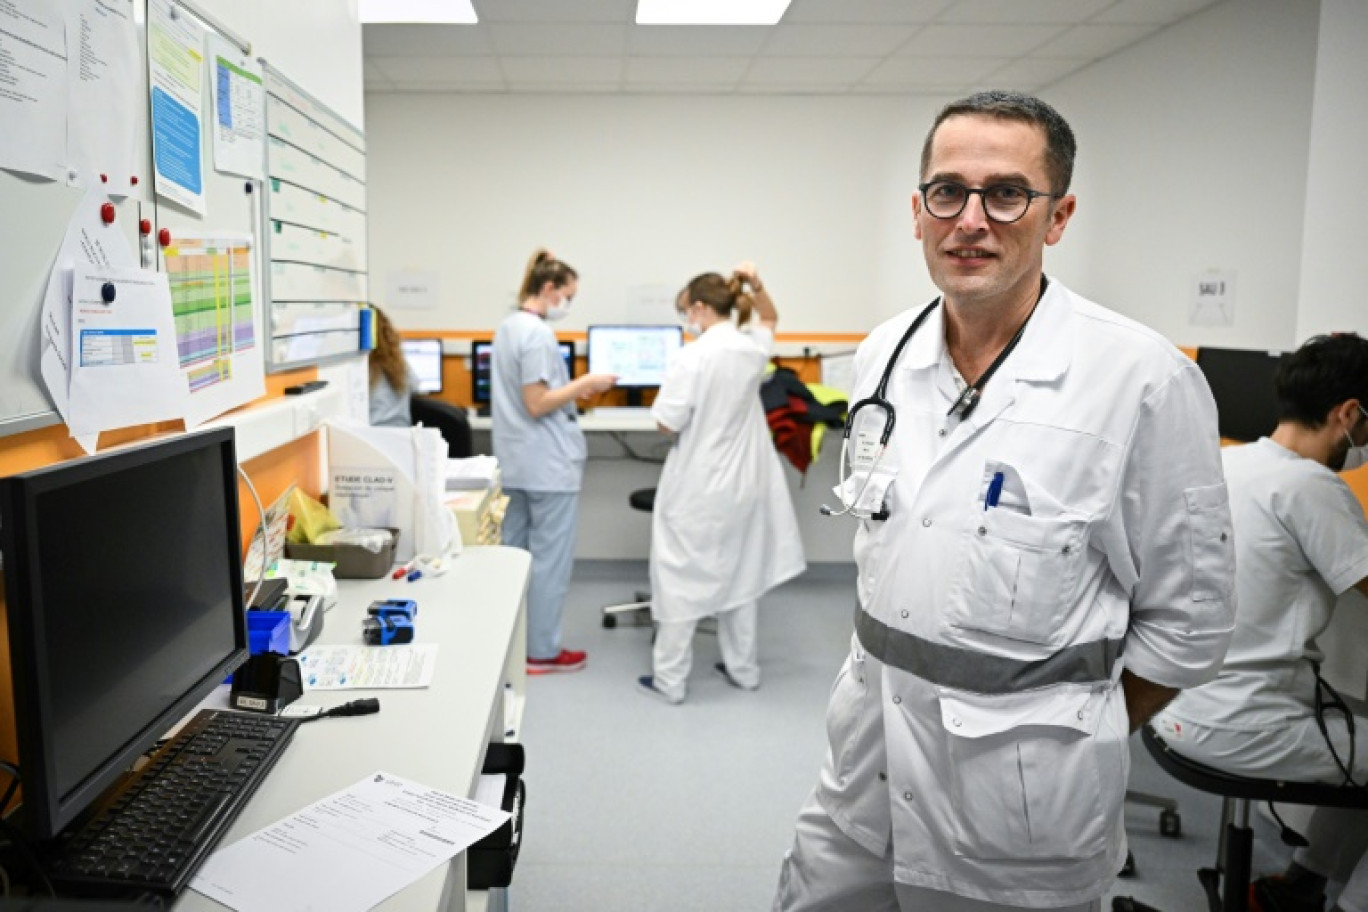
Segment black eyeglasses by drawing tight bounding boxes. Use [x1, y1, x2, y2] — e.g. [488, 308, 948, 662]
[918, 180, 1060, 224]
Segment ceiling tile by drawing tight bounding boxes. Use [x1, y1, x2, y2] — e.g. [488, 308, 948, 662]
[740, 83, 854, 95]
[782, 0, 952, 25]
[1092, 0, 1221, 26]
[368, 55, 504, 84]
[387, 82, 505, 93]
[862, 55, 1005, 87]
[984, 56, 1092, 89]
[625, 56, 750, 84]
[508, 82, 622, 93]
[898, 24, 1066, 57]
[363, 24, 495, 56]
[937, 0, 1115, 24]
[743, 56, 880, 85]
[500, 56, 625, 83]
[763, 24, 918, 57]
[1031, 23, 1159, 58]
[627, 25, 770, 56]
[488, 22, 628, 55]
[472, 0, 633, 23]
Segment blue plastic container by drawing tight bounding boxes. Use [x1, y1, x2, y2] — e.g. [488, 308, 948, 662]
[246, 610, 292, 655]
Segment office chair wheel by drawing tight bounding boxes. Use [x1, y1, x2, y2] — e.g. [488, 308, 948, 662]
[602, 614, 618, 629]
[1159, 809, 1182, 837]
[1119, 850, 1136, 878]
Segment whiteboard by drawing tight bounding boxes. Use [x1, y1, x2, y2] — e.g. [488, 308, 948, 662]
[260, 62, 368, 373]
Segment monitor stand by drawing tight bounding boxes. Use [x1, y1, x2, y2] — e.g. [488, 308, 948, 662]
[625, 389, 644, 408]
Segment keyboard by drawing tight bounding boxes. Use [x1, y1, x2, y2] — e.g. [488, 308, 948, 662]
[46, 709, 298, 898]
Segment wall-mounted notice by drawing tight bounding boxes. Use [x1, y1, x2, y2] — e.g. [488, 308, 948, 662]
[207, 32, 263, 179]
[162, 232, 265, 426]
[65, 0, 140, 194]
[385, 269, 437, 310]
[148, 0, 206, 214]
[0, 0, 67, 180]
[1190, 269, 1236, 327]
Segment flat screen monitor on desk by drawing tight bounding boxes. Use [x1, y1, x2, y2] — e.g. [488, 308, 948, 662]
[587, 325, 683, 406]
[401, 338, 444, 394]
[0, 428, 248, 841]
[470, 339, 576, 412]
[1195, 346, 1286, 442]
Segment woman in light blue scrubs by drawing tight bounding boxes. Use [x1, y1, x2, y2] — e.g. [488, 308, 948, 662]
[492, 250, 616, 674]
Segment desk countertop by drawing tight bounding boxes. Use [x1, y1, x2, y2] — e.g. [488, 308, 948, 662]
[466, 408, 659, 433]
[175, 545, 530, 912]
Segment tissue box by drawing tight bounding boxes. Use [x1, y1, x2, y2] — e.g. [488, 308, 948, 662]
[284, 528, 398, 579]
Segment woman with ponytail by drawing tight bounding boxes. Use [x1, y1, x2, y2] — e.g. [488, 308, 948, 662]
[637, 261, 806, 704]
[493, 249, 616, 674]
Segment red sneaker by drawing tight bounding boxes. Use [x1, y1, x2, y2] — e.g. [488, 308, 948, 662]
[527, 649, 587, 675]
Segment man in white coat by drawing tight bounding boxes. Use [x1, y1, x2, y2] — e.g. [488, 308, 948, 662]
[773, 91, 1236, 910]
[639, 264, 806, 705]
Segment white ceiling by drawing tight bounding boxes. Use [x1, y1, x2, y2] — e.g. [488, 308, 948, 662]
[363, 0, 1223, 95]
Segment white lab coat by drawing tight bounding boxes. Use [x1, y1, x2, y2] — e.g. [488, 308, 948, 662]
[649, 322, 805, 623]
[811, 279, 1235, 908]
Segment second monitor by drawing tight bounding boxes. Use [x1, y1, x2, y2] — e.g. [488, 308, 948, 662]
[471, 339, 576, 412]
[586, 324, 683, 389]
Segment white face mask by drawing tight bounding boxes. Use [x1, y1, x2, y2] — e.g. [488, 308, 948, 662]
[545, 294, 572, 322]
[679, 308, 702, 338]
[1344, 405, 1368, 471]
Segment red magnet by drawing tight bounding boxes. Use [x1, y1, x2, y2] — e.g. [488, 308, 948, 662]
[139, 219, 152, 236]
[100, 202, 116, 224]
[130, 175, 139, 186]
[158, 228, 171, 247]
[100, 174, 108, 183]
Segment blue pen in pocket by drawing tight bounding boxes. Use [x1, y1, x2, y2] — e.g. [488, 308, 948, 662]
[984, 471, 1005, 510]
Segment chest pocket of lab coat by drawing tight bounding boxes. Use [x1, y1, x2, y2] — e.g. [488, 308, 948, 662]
[938, 686, 1128, 861]
[945, 509, 1089, 647]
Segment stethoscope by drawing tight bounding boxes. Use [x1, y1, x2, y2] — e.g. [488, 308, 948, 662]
[821, 278, 1047, 520]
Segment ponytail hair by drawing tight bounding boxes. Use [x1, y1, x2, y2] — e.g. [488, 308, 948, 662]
[519, 248, 578, 301]
[684, 271, 754, 327]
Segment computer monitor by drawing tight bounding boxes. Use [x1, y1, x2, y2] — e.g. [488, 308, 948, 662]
[586, 325, 683, 389]
[470, 339, 576, 406]
[0, 428, 248, 841]
[401, 338, 444, 395]
[1195, 347, 1287, 443]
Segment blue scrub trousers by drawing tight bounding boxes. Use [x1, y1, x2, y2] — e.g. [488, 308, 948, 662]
[503, 488, 579, 661]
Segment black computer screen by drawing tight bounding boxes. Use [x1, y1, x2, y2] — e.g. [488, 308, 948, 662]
[401, 338, 444, 394]
[1194, 347, 1287, 443]
[471, 339, 575, 404]
[0, 429, 247, 840]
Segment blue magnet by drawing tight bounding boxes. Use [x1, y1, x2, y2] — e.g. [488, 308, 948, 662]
[101, 282, 116, 303]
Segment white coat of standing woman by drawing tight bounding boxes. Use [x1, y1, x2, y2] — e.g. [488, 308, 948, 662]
[637, 262, 806, 704]
[493, 249, 616, 674]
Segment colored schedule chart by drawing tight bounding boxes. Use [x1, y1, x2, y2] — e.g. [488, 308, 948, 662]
[164, 237, 255, 393]
[79, 329, 158, 367]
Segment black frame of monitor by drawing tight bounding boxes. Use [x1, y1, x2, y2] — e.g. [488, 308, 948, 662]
[0, 428, 249, 841]
[1194, 346, 1286, 443]
[401, 337, 444, 395]
[469, 339, 576, 405]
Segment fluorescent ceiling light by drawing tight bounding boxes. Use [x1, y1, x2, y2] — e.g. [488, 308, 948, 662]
[359, 0, 477, 24]
[635, 0, 792, 26]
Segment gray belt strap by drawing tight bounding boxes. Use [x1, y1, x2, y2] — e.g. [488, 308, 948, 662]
[855, 606, 1123, 694]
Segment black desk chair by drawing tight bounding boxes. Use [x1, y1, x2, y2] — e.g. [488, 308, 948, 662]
[601, 488, 656, 629]
[410, 395, 473, 458]
[1141, 725, 1368, 912]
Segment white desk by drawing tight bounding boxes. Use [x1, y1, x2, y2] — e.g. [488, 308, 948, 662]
[466, 408, 658, 433]
[175, 545, 530, 912]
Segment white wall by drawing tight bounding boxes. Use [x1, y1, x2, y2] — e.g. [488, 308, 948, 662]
[1296, 0, 1368, 340]
[364, 93, 944, 335]
[1044, 0, 1320, 351]
[198, 0, 365, 131]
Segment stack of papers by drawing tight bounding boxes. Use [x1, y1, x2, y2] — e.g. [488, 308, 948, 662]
[446, 485, 509, 547]
[445, 455, 500, 491]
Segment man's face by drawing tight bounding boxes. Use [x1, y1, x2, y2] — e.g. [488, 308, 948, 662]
[913, 114, 1075, 311]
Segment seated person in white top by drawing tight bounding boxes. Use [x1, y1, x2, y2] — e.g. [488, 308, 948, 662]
[368, 306, 418, 428]
[1157, 333, 1368, 912]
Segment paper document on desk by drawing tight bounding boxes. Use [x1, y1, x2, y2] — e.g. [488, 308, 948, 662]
[190, 770, 509, 912]
[296, 644, 439, 689]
